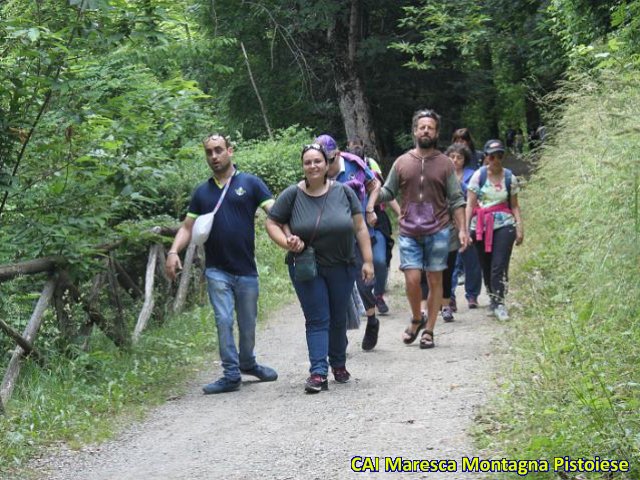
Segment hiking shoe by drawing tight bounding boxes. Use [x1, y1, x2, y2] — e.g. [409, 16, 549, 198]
[441, 306, 454, 323]
[304, 374, 328, 393]
[332, 366, 351, 384]
[202, 377, 241, 395]
[240, 364, 278, 382]
[375, 295, 389, 315]
[362, 318, 380, 351]
[494, 304, 510, 321]
[467, 297, 479, 309]
[450, 297, 458, 312]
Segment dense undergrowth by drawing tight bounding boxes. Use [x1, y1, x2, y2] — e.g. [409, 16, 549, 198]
[477, 70, 640, 478]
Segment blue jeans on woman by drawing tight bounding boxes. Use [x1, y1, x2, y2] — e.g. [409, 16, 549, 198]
[372, 229, 388, 297]
[205, 267, 259, 381]
[289, 263, 357, 376]
[451, 246, 482, 301]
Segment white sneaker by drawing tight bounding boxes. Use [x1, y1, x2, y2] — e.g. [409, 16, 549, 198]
[494, 304, 510, 321]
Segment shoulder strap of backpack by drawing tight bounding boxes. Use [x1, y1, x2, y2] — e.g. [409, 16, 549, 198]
[478, 166, 488, 189]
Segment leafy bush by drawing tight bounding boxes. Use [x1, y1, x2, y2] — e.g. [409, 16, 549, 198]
[235, 126, 314, 196]
[477, 70, 640, 479]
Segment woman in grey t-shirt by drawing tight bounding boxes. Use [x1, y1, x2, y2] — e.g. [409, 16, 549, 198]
[266, 143, 374, 394]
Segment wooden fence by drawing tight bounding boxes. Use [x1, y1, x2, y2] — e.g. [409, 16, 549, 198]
[0, 226, 203, 414]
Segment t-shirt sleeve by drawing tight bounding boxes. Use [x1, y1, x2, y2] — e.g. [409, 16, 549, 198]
[252, 176, 274, 208]
[379, 161, 399, 203]
[187, 184, 205, 218]
[267, 185, 297, 224]
[467, 170, 482, 195]
[343, 184, 363, 215]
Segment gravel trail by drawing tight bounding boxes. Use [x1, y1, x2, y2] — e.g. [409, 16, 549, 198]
[25, 253, 502, 480]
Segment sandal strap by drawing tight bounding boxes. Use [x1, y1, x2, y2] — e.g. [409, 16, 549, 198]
[422, 329, 434, 337]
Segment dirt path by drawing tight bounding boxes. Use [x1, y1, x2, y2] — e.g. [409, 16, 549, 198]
[26, 253, 502, 480]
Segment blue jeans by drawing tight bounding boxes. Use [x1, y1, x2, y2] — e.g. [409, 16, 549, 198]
[372, 229, 388, 296]
[451, 246, 482, 300]
[205, 267, 259, 381]
[289, 263, 357, 376]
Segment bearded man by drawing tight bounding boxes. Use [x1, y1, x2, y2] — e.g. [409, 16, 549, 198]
[377, 109, 469, 349]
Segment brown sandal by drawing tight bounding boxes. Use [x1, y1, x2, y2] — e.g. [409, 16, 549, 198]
[402, 315, 426, 345]
[419, 329, 435, 349]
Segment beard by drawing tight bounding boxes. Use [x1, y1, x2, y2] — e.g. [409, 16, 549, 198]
[417, 135, 438, 149]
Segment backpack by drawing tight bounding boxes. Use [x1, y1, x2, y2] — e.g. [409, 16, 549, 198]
[478, 166, 513, 208]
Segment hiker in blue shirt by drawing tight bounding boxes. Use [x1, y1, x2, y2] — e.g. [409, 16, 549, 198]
[165, 134, 278, 395]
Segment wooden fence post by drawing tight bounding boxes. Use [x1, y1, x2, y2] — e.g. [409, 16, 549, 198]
[1, 278, 56, 406]
[132, 244, 160, 343]
[173, 243, 196, 314]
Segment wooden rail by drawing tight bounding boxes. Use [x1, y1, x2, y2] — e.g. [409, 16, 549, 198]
[0, 225, 202, 411]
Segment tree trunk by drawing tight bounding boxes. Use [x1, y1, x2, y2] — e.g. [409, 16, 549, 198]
[331, 0, 381, 160]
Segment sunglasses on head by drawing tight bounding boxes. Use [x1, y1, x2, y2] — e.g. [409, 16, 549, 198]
[301, 143, 330, 161]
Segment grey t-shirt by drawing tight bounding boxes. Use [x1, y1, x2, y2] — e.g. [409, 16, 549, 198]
[268, 182, 362, 267]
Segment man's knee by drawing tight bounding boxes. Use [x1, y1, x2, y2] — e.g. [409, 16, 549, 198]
[404, 270, 422, 288]
[426, 271, 443, 287]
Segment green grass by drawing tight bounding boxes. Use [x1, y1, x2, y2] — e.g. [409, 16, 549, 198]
[474, 70, 640, 478]
[0, 224, 293, 475]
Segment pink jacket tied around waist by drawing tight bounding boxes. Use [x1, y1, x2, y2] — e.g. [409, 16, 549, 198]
[473, 202, 512, 252]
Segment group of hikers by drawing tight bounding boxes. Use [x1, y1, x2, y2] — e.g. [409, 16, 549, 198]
[164, 108, 524, 395]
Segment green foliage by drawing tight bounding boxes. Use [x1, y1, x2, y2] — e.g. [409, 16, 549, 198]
[476, 70, 640, 478]
[236, 126, 314, 195]
[546, 0, 640, 71]
[0, 0, 222, 264]
[390, 0, 489, 70]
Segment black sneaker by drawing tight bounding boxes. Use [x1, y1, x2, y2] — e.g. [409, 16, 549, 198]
[332, 366, 351, 383]
[361, 318, 379, 351]
[305, 374, 328, 393]
[375, 295, 389, 315]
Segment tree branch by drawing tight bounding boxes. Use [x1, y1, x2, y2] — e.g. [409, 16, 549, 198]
[240, 41, 274, 140]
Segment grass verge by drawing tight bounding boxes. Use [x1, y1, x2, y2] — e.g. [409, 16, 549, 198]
[474, 70, 640, 478]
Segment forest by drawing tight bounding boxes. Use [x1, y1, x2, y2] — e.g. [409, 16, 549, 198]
[1, 0, 639, 477]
